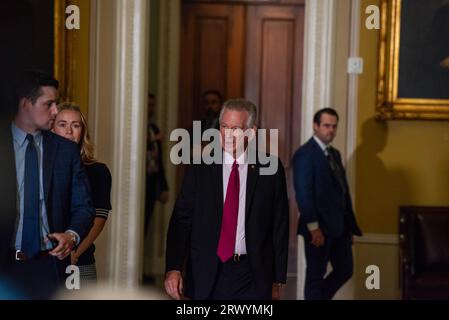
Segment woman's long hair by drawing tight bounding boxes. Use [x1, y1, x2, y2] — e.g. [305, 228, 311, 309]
[56, 102, 97, 164]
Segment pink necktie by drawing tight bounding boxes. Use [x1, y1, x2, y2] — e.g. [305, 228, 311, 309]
[217, 161, 240, 262]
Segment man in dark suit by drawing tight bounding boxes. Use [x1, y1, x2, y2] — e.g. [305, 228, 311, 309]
[0, 71, 94, 299]
[165, 98, 289, 300]
[293, 108, 362, 300]
[199, 90, 223, 133]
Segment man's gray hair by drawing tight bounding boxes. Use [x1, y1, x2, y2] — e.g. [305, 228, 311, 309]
[219, 98, 258, 128]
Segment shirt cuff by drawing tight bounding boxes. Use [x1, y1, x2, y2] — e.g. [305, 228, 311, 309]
[65, 230, 80, 246]
[307, 222, 319, 231]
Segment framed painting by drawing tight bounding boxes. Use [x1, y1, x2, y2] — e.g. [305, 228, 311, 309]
[377, 0, 449, 120]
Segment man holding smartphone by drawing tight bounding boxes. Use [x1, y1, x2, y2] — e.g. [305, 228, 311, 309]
[0, 71, 94, 299]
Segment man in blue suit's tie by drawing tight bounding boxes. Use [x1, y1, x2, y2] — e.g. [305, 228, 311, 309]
[293, 108, 362, 300]
[0, 71, 94, 299]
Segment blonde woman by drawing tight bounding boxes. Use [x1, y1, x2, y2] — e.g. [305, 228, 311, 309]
[52, 103, 111, 284]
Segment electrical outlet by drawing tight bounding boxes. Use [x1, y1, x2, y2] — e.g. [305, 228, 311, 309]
[348, 57, 364, 74]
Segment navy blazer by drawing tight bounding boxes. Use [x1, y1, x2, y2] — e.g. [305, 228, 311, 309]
[166, 153, 289, 299]
[0, 121, 94, 272]
[293, 137, 362, 238]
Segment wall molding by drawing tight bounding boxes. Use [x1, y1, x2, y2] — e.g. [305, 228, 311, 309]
[300, 0, 337, 144]
[108, 0, 150, 287]
[355, 233, 399, 245]
[89, 0, 150, 287]
[146, 0, 181, 276]
[298, 0, 338, 299]
[346, 0, 361, 194]
[88, 0, 99, 140]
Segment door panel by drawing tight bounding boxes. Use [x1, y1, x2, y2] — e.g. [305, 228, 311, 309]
[245, 5, 304, 169]
[244, 4, 305, 282]
[179, 3, 245, 129]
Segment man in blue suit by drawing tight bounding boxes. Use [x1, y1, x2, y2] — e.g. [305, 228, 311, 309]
[293, 108, 362, 300]
[0, 71, 94, 298]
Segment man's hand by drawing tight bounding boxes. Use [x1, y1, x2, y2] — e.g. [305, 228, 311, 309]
[48, 232, 76, 260]
[310, 228, 325, 247]
[154, 132, 165, 142]
[272, 284, 283, 300]
[164, 270, 184, 300]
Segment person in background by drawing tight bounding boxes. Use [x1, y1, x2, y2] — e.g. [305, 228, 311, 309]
[0, 71, 93, 299]
[188, 90, 224, 158]
[199, 90, 223, 133]
[293, 108, 362, 300]
[145, 93, 169, 236]
[52, 102, 111, 285]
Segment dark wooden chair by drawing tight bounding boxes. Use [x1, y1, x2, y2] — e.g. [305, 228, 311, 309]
[400, 206, 449, 299]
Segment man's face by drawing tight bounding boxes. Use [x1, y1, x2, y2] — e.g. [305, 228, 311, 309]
[220, 109, 256, 157]
[23, 86, 58, 130]
[203, 93, 221, 115]
[313, 113, 338, 145]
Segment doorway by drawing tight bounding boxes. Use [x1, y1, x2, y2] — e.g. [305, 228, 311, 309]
[179, 0, 305, 299]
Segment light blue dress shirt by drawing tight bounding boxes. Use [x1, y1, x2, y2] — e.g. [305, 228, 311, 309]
[11, 123, 53, 251]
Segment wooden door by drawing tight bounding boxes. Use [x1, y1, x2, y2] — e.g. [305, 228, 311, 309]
[180, 0, 305, 297]
[244, 4, 304, 262]
[179, 3, 245, 129]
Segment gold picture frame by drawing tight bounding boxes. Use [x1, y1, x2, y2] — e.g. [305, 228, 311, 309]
[54, 0, 76, 103]
[376, 0, 449, 120]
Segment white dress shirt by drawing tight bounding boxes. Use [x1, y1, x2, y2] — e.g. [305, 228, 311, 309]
[313, 135, 329, 156]
[223, 150, 248, 255]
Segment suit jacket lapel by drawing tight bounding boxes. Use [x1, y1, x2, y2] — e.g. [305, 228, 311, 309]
[42, 131, 58, 208]
[213, 162, 224, 225]
[245, 159, 259, 219]
[0, 122, 18, 248]
[310, 138, 339, 184]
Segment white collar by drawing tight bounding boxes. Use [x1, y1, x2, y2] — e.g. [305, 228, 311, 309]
[313, 135, 330, 152]
[224, 149, 247, 165]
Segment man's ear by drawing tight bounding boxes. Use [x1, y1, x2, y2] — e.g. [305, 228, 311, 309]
[18, 97, 31, 111]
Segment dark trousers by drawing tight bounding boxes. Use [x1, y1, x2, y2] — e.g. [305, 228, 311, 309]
[208, 256, 270, 300]
[10, 255, 62, 299]
[304, 232, 353, 300]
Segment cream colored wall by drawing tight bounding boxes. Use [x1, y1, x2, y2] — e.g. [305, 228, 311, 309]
[297, 0, 357, 300]
[87, 0, 116, 282]
[88, 0, 150, 286]
[331, 0, 350, 156]
[354, 241, 400, 299]
[148, 0, 160, 95]
[353, 0, 449, 300]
